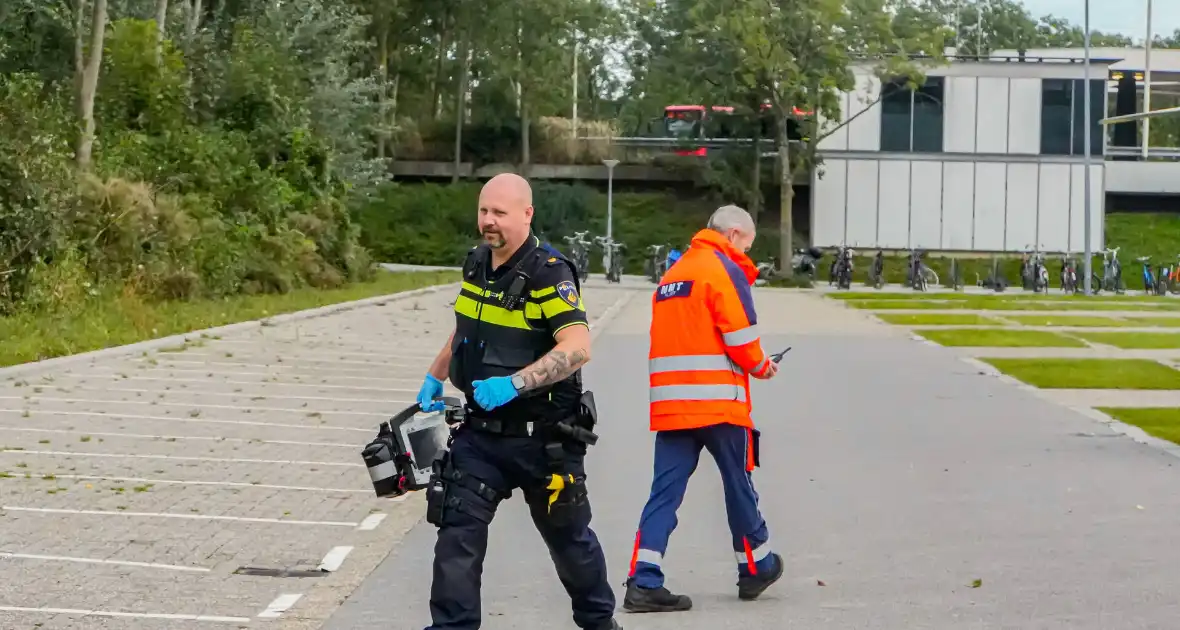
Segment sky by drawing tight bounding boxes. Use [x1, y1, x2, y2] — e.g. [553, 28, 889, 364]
[1020, 0, 1180, 39]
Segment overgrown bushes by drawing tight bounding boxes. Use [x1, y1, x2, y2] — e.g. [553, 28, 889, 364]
[353, 180, 783, 273]
[0, 7, 378, 315]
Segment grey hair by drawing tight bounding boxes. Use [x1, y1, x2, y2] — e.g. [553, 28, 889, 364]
[707, 204, 755, 234]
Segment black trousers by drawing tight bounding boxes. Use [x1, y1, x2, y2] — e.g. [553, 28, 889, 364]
[426, 425, 616, 630]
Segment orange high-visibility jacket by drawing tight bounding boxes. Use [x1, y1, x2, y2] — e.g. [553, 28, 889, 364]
[648, 229, 769, 432]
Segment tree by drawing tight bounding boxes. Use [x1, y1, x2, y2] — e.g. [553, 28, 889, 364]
[76, 0, 110, 171]
[690, 0, 948, 267]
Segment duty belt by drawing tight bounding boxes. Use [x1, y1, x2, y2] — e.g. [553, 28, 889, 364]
[466, 415, 538, 437]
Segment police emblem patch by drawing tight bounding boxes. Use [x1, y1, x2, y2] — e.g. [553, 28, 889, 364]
[556, 280, 579, 307]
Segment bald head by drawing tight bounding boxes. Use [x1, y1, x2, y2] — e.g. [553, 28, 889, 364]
[707, 204, 757, 253]
[478, 173, 534, 252]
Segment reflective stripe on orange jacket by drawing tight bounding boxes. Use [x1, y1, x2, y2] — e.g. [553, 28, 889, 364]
[648, 229, 768, 432]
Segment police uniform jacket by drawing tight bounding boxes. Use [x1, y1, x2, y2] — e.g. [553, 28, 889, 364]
[449, 234, 587, 424]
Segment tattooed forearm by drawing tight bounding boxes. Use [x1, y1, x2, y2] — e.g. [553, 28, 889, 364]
[515, 346, 589, 392]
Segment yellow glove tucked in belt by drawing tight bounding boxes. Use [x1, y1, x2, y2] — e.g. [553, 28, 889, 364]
[546, 473, 575, 513]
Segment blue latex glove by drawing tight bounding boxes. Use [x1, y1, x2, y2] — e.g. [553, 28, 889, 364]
[417, 374, 445, 412]
[472, 376, 519, 411]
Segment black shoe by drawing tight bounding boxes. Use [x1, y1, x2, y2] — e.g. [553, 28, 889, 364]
[737, 552, 785, 601]
[622, 578, 693, 613]
[589, 619, 623, 630]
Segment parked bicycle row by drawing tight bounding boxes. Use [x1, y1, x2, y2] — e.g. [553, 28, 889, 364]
[754, 244, 1177, 295]
[556, 231, 683, 285]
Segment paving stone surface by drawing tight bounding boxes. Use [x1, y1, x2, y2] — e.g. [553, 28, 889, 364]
[322, 287, 1180, 630]
[0, 278, 634, 629]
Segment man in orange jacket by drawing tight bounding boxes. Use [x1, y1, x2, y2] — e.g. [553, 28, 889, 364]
[623, 205, 783, 613]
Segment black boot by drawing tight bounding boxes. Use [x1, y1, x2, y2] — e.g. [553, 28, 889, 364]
[589, 619, 624, 630]
[737, 552, 784, 601]
[623, 578, 692, 613]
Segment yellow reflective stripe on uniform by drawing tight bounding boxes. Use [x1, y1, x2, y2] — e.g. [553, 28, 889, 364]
[453, 293, 531, 330]
[530, 286, 556, 298]
[540, 296, 578, 318]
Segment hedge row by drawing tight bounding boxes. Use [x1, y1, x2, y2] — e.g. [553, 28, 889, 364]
[352, 181, 784, 274]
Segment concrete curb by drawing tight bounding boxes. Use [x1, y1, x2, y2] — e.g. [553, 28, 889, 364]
[0, 282, 460, 382]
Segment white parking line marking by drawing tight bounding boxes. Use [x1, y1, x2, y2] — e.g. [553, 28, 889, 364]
[9, 472, 367, 493]
[83, 365, 424, 386]
[3, 506, 358, 526]
[0, 551, 210, 572]
[0, 395, 391, 416]
[54, 372, 433, 394]
[0, 426, 356, 448]
[0, 605, 250, 623]
[0, 449, 359, 467]
[357, 513, 387, 531]
[0, 408, 373, 433]
[209, 340, 439, 360]
[316, 546, 354, 572]
[36, 385, 412, 405]
[139, 358, 422, 374]
[257, 593, 303, 619]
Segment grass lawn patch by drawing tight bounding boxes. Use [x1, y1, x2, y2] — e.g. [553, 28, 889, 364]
[917, 329, 1087, 347]
[1121, 317, 1180, 327]
[0, 270, 459, 368]
[848, 300, 968, 310]
[847, 298, 1180, 312]
[874, 313, 1004, 326]
[1004, 315, 1136, 327]
[1071, 332, 1180, 349]
[1096, 408, 1180, 445]
[981, 358, 1180, 389]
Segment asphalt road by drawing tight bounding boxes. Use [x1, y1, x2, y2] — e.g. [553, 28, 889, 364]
[323, 288, 1180, 630]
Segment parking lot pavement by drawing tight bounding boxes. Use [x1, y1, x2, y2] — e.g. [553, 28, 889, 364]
[0, 280, 636, 629]
[326, 287, 1180, 630]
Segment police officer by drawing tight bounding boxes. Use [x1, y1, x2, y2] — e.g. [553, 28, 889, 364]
[415, 173, 622, 630]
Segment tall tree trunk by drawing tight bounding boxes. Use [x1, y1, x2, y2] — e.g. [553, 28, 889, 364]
[451, 29, 469, 184]
[76, 0, 108, 172]
[430, 21, 451, 121]
[154, 0, 168, 64]
[185, 0, 202, 38]
[515, 12, 530, 174]
[376, 18, 389, 160]
[73, 0, 85, 99]
[750, 137, 762, 221]
[777, 113, 794, 271]
[520, 95, 531, 175]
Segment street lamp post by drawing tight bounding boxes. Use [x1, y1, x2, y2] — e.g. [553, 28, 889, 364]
[603, 159, 620, 274]
[1082, 0, 1093, 295]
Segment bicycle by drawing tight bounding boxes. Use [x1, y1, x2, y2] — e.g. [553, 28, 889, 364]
[1027, 245, 1049, 293]
[606, 240, 625, 284]
[906, 249, 938, 292]
[563, 232, 591, 282]
[1060, 253, 1078, 294]
[791, 247, 824, 281]
[645, 244, 669, 283]
[944, 258, 964, 291]
[1135, 255, 1167, 296]
[868, 250, 885, 289]
[832, 244, 855, 290]
[755, 256, 779, 286]
[1097, 247, 1123, 294]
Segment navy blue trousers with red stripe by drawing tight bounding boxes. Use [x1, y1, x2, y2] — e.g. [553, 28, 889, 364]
[629, 423, 775, 588]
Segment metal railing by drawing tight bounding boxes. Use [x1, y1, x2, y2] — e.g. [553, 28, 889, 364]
[1104, 145, 1180, 160]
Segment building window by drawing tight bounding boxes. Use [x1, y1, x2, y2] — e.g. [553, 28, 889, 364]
[879, 76, 944, 153]
[1040, 78, 1104, 156]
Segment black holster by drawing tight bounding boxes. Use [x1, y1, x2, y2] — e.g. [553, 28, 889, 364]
[540, 391, 598, 527]
[425, 450, 504, 528]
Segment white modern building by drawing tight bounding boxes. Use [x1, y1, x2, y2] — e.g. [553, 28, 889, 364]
[810, 50, 1180, 254]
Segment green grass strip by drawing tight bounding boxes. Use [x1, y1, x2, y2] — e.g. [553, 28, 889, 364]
[1121, 317, 1180, 327]
[981, 358, 1180, 389]
[1070, 332, 1180, 349]
[0, 270, 460, 368]
[849, 299, 1180, 312]
[1097, 407, 1180, 445]
[874, 313, 1003, 326]
[1002, 315, 1136, 327]
[917, 329, 1087, 348]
